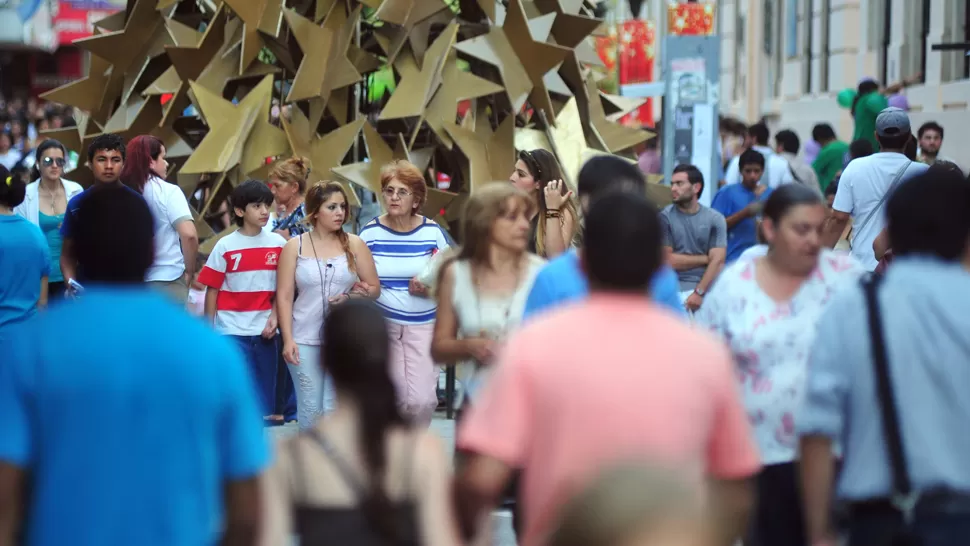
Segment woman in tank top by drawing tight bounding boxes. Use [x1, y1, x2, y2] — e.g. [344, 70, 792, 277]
[431, 184, 545, 406]
[277, 181, 380, 430]
[509, 149, 579, 258]
[260, 300, 460, 546]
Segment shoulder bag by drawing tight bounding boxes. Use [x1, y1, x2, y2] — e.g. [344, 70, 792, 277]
[851, 161, 911, 249]
[862, 275, 922, 545]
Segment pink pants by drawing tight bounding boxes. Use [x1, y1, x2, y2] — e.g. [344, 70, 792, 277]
[387, 322, 439, 427]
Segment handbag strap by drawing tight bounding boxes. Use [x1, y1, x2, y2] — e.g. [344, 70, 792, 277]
[854, 160, 911, 239]
[862, 274, 912, 496]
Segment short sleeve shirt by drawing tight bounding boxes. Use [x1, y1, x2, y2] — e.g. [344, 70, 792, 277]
[852, 93, 889, 151]
[0, 288, 269, 545]
[711, 184, 773, 263]
[144, 177, 194, 282]
[459, 295, 760, 546]
[813, 141, 849, 191]
[0, 215, 50, 335]
[694, 250, 865, 465]
[660, 204, 728, 290]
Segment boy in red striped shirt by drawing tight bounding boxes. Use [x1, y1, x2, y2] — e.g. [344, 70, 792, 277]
[199, 180, 286, 419]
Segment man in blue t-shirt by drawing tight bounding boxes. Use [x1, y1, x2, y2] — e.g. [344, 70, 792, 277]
[524, 156, 685, 319]
[711, 149, 774, 262]
[59, 133, 141, 287]
[0, 186, 268, 546]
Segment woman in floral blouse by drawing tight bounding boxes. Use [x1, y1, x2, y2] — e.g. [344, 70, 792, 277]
[695, 184, 865, 546]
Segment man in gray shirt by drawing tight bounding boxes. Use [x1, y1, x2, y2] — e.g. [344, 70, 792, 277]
[659, 164, 728, 312]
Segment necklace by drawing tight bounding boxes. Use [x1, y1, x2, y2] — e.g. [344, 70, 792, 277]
[471, 257, 525, 341]
[40, 181, 60, 213]
[306, 233, 337, 316]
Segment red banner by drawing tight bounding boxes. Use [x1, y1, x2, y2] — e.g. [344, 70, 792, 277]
[618, 20, 655, 127]
[53, 1, 122, 47]
[667, 2, 716, 36]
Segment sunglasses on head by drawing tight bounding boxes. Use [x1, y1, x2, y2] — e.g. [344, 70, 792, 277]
[42, 157, 66, 168]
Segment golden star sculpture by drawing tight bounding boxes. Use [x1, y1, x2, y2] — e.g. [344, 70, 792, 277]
[181, 74, 288, 178]
[222, 0, 283, 74]
[444, 114, 515, 192]
[282, 7, 360, 105]
[331, 122, 395, 196]
[454, 0, 570, 120]
[373, 0, 452, 64]
[422, 51, 504, 149]
[380, 23, 458, 121]
[280, 107, 366, 207]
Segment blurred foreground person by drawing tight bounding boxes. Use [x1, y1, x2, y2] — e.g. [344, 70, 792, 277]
[261, 300, 459, 546]
[800, 168, 970, 546]
[454, 192, 760, 546]
[547, 463, 711, 546]
[0, 185, 269, 546]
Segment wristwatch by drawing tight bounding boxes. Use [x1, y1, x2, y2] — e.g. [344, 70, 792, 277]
[693, 287, 706, 297]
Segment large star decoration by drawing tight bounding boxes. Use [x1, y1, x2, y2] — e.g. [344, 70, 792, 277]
[532, 0, 604, 93]
[331, 122, 395, 196]
[583, 77, 651, 153]
[454, 0, 570, 121]
[374, 0, 451, 64]
[283, 7, 361, 105]
[380, 23, 458, 121]
[423, 51, 505, 149]
[281, 108, 366, 207]
[222, 0, 283, 74]
[181, 74, 288, 178]
[444, 114, 515, 192]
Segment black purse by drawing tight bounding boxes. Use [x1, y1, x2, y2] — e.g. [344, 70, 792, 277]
[862, 275, 923, 546]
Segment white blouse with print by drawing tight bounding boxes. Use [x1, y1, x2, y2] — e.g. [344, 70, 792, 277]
[695, 250, 864, 465]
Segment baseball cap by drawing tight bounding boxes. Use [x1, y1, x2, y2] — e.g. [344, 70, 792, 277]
[875, 107, 911, 137]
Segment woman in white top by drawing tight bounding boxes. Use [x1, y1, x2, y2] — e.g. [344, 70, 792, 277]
[431, 183, 545, 406]
[14, 139, 83, 301]
[277, 181, 381, 430]
[360, 160, 451, 427]
[121, 135, 198, 301]
[695, 184, 865, 546]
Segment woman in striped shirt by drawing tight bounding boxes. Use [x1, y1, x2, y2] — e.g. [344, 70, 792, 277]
[360, 160, 450, 427]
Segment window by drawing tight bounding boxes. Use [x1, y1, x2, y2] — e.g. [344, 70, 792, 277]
[820, 0, 831, 91]
[804, 0, 814, 93]
[786, 0, 799, 58]
[763, 0, 783, 97]
[880, 0, 892, 84]
[943, 0, 970, 81]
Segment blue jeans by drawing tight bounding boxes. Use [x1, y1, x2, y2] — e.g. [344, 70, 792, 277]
[230, 334, 279, 416]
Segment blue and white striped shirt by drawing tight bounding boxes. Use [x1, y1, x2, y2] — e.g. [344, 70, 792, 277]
[360, 217, 450, 324]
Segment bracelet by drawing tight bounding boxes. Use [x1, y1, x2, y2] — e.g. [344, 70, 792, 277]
[545, 210, 561, 219]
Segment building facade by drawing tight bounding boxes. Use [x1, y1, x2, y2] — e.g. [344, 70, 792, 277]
[638, 0, 970, 159]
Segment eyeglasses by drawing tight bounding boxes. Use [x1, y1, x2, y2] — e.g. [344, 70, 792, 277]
[42, 157, 66, 168]
[382, 188, 412, 198]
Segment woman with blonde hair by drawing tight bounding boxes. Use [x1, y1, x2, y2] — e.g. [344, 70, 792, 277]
[431, 183, 545, 539]
[547, 463, 710, 546]
[268, 156, 312, 239]
[360, 160, 451, 427]
[277, 181, 381, 429]
[509, 149, 578, 258]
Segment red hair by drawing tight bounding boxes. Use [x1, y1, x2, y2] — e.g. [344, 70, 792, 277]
[121, 135, 164, 193]
[379, 160, 427, 215]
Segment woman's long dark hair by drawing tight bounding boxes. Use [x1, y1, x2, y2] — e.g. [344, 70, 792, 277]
[120, 135, 164, 193]
[322, 300, 407, 543]
[850, 80, 880, 116]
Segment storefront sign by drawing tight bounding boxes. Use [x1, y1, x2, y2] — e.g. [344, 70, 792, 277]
[53, 0, 122, 47]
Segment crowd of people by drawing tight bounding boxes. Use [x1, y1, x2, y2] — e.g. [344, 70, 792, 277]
[0, 95, 969, 546]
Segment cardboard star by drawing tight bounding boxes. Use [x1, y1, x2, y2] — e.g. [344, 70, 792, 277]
[373, 0, 451, 64]
[380, 23, 458, 121]
[392, 133, 434, 175]
[532, 0, 604, 94]
[73, 0, 175, 105]
[423, 51, 504, 149]
[282, 7, 360, 104]
[454, 0, 570, 121]
[40, 53, 114, 115]
[223, 0, 283, 74]
[444, 114, 515, 192]
[583, 78, 652, 153]
[601, 92, 647, 122]
[101, 95, 164, 142]
[281, 108, 366, 207]
[331, 122, 395, 196]
[181, 74, 288, 178]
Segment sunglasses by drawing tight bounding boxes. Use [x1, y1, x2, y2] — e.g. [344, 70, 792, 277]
[42, 157, 66, 168]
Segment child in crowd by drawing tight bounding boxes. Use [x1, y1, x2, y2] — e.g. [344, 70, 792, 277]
[199, 180, 286, 422]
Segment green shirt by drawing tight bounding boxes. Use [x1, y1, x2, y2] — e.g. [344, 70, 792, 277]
[852, 92, 889, 150]
[813, 140, 849, 191]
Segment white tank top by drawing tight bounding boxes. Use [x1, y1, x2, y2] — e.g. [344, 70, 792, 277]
[291, 236, 358, 346]
[450, 255, 545, 400]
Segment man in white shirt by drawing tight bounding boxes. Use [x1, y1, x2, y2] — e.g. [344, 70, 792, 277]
[722, 122, 794, 190]
[774, 129, 822, 196]
[822, 107, 928, 270]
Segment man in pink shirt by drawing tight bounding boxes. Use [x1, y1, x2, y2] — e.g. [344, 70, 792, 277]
[454, 191, 761, 546]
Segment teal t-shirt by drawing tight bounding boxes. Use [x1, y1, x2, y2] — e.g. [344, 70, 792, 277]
[852, 92, 889, 151]
[813, 141, 850, 191]
[38, 211, 65, 283]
